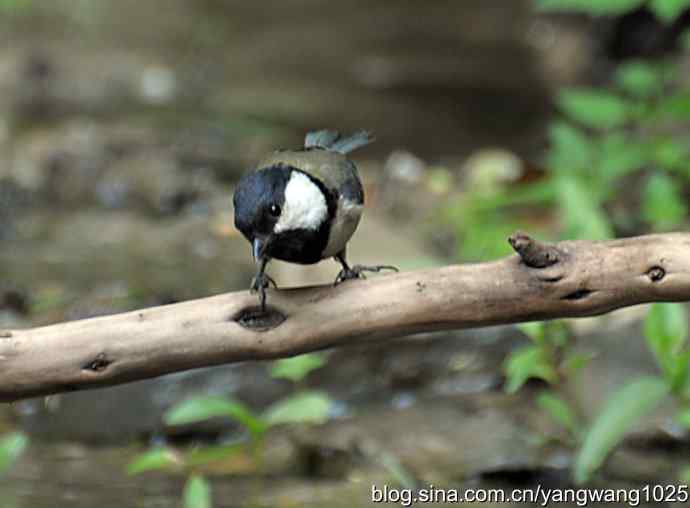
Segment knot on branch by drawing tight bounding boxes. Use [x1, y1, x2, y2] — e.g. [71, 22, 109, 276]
[234, 306, 286, 332]
[647, 266, 666, 282]
[82, 352, 113, 372]
[508, 231, 564, 269]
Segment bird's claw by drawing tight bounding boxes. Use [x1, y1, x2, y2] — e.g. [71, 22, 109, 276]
[334, 264, 398, 285]
[250, 273, 277, 290]
[250, 273, 277, 311]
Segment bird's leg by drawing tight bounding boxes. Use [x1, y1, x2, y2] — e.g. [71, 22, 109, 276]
[250, 257, 276, 311]
[334, 250, 398, 285]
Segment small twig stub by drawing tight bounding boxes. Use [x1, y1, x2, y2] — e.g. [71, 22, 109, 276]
[508, 231, 564, 268]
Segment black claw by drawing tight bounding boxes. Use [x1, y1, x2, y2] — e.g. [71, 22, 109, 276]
[334, 264, 398, 285]
[259, 286, 267, 311]
[250, 272, 277, 311]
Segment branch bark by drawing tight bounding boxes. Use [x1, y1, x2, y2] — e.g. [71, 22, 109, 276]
[2, 232, 689, 402]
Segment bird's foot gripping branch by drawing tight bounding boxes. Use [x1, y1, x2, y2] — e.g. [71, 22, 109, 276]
[1, 232, 689, 402]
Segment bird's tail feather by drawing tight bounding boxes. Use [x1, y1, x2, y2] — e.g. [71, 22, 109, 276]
[304, 129, 374, 154]
[305, 129, 340, 150]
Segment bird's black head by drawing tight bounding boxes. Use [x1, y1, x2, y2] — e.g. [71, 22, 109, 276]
[233, 164, 335, 264]
[233, 165, 291, 240]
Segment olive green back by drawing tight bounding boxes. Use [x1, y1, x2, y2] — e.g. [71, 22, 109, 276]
[257, 149, 357, 194]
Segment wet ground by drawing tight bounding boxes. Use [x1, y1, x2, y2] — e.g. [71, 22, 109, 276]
[1, 1, 688, 507]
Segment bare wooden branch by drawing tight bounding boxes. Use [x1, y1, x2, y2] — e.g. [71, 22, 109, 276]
[2, 232, 690, 402]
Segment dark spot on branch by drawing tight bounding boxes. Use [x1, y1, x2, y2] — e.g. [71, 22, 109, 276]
[83, 353, 112, 372]
[138, 312, 145, 321]
[416, 281, 426, 293]
[234, 306, 285, 332]
[508, 231, 563, 268]
[538, 274, 563, 283]
[0, 330, 12, 338]
[562, 289, 593, 301]
[647, 266, 665, 282]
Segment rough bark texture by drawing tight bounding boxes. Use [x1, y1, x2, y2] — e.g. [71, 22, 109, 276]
[1, 232, 689, 402]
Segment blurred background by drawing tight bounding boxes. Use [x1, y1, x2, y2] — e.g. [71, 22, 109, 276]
[2, 0, 690, 506]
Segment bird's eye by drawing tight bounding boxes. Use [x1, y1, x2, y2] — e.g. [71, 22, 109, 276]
[268, 204, 281, 217]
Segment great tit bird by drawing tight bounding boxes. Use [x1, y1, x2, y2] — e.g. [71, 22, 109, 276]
[233, 129, 397, 309]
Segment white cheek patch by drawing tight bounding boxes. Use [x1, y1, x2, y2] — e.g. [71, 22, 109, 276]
[274, 171, 328, 233]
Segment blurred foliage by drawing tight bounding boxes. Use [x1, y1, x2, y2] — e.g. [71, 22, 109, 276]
[0, 432, 28, 476]
[270, 353, 326, 384]
[444, 1, 690, 261]
[263, 391, 332, 426]
[183, 475, 212, 508]
[644, 303, 690, 394]
[538, 0, 690, 21]
[377, 452, 417, 490]
[127, 354, 333, 504]
[641, 303, 690, 485]
[504, 321, 586, 394]
[507, 304, 690, 484]
[504, 321, 590, 450]
[165, 396, 268, 438]
[574, 376, 669, 484]
[0, 0, 33, 15]
[497, 0, 690, 483]
[536, 391, 583, 441]
[127, 447, 182, 475]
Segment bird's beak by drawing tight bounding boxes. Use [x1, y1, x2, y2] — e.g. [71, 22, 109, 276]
[252, 237, 266, 261]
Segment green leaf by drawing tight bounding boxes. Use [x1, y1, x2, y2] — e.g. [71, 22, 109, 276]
[263, 390, 333, 426]
[642, 173, 687, 230]
[676, 407, 690, 428]
[504, 345, 558, 393]
[547, 121, 593, 172]
[574, 377, 669, 484]
[537, 391, 581, 438]
[615, 61, 662, 97]
[562, 352, 595, 376]
[185, 444, 244, 468]
[164, 396, 267, 437]
[127, 448, 181, 475]
[652, 139, 688, 171]
[184, 475, 212, 508]
[644, 303, 689, 384]
[596, 133, 649, 182]
[545, 321, 570, 348]
[270, 353, 326, 383]
[657, 93, 690, 120]
[536, 0, 645, 15]
[517, 322, 546, 345]
[670, 350, 690, 395]
[645, 303, 688, 355]
[557, 89, 630, 129]
[649, 0, 690, 23]
[0, 432, 28, 475]
[556, 175, 613, 240]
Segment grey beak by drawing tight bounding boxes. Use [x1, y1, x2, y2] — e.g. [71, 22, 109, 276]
[252, 237, 266, 260]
